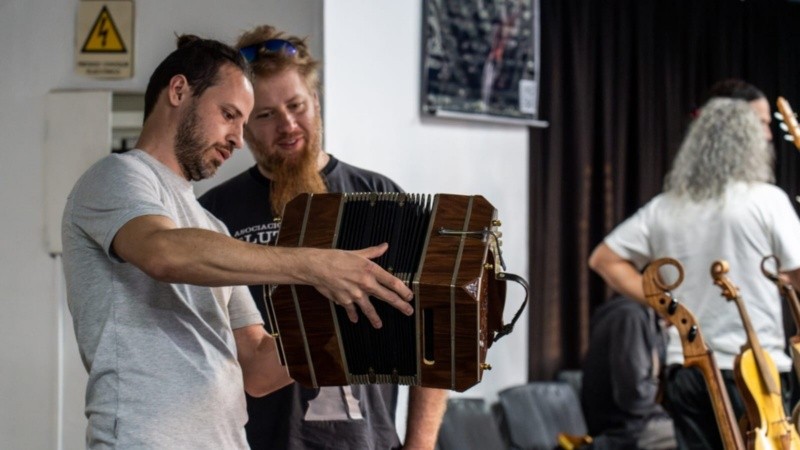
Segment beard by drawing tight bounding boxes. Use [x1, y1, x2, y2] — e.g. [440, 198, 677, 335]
[175, 102, 223, 181]
[253, 114, 328, 216]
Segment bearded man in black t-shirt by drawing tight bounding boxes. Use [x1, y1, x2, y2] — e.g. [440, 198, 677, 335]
[199, 24, 448, 450]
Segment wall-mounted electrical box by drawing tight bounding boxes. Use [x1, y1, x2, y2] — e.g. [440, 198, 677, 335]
[44, 90, 144, 255]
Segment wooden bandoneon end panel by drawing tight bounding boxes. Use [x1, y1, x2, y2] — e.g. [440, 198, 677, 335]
[267, 193, 503, 392]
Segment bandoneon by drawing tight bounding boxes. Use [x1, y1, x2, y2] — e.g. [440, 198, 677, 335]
[266, 193, 507, 392]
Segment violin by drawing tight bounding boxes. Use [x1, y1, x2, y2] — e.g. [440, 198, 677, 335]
[711, 260, 800, 450]
[642, 258, 745, 450]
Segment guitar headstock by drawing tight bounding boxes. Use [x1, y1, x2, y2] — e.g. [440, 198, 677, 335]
[710, 260, 739, 302]
[776, 96, 800, 150]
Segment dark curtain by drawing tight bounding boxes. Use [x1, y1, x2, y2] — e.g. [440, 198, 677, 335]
[528, 0, 800, 381]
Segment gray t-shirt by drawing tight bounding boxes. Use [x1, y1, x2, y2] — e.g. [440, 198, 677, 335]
[61, 149, 263, 449]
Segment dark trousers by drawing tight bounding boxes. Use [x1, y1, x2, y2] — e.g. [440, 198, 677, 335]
[661, 364, 796, 450]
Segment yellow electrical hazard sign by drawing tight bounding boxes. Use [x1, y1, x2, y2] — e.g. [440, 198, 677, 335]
[81, 6, 126, 53]
[75, 1, 134, 79]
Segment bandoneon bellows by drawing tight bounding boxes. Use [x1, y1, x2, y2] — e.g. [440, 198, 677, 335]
[266, 193, 507, 392]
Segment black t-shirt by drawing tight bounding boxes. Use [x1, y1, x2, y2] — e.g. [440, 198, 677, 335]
[199, 155, 404, 450]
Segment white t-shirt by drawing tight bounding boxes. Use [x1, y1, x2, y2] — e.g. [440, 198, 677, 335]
[62, 149, 263, 449]
[605, 181, 800, 371]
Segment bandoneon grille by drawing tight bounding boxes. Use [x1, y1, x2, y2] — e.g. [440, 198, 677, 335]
[266, 193, 505, 392]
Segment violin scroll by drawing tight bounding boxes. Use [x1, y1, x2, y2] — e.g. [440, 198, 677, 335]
[760, 254, 781, 282]
[644, 257, 684, 293]
[711, 260, 739, 302]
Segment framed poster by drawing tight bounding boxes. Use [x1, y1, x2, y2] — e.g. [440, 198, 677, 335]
[421, 0, 546, 127]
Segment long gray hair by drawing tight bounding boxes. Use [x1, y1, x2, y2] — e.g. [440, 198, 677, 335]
[663, 97, 774, 201]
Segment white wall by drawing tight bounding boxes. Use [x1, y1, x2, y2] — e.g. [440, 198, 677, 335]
[323, 0, 531, 419]
[0, 1, 321, 449]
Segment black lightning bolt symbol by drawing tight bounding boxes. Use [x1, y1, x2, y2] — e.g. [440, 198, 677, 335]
[98, 18, 109, 47]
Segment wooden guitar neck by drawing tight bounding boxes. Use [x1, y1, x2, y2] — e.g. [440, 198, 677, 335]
[777, 97, 800, 150]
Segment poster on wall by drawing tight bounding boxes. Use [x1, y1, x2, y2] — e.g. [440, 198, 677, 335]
[421, 0, 546, 127]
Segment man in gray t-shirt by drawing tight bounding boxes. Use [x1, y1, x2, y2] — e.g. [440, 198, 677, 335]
[64, 149, 261, 448]
[61, 34, 414, 449]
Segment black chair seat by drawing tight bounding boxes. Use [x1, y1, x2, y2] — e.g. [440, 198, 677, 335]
[437, 397, 507, 450]
[497, 381, 588, 450]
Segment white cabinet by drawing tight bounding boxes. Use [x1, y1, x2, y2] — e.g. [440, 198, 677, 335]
[43, 90, 143, 254]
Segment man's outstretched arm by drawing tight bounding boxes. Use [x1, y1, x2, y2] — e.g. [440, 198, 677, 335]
[112, 214, 414, 328]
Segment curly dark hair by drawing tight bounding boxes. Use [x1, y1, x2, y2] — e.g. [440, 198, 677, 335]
[703, 78, 766, 104]
[143, 34, 252, 120]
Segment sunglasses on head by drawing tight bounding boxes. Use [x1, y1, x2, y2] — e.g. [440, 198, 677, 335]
[239, 39, 298, 62]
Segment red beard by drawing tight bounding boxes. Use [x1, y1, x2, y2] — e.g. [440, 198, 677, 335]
[263, 115, 328, 216]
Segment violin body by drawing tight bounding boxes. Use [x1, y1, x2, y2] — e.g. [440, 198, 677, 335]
[734, 349, 798, 449]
